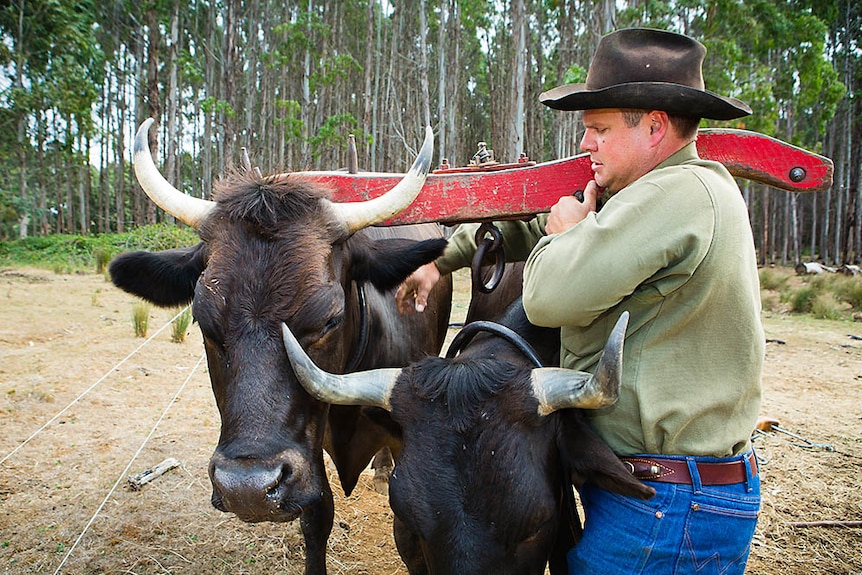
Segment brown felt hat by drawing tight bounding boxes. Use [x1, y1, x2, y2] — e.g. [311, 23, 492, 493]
[539, 28, 751, 120]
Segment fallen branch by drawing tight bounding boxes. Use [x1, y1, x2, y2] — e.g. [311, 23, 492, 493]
[127, 457, 181, 491]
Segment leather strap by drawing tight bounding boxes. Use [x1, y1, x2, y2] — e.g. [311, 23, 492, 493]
[620, 452, 757, 485]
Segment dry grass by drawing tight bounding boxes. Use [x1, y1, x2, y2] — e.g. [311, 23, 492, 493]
[0, 267, 860, 574]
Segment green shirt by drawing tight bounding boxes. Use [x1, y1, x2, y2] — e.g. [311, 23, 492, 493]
[437, 142, 763, 457]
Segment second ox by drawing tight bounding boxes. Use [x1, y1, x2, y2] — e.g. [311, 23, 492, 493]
[109, 119, 452, 575]
[282, 299, 654, 575]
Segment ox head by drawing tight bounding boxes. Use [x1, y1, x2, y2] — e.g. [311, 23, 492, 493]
[110, 120, 445, 525]
[281, 311, 654, 574]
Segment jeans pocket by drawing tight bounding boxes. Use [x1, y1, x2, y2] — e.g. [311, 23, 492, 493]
[677, 495, 760, 575]
[570, 484, 668, 574]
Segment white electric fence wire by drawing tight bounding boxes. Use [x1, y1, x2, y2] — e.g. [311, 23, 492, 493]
[51, 352, 206, 575]
[0, 305, 191, 466]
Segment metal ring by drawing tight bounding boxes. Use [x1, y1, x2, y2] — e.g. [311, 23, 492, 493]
[471, 223, 505, 294]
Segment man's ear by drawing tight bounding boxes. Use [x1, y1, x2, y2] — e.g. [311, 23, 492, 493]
[647, 110, 669, 144]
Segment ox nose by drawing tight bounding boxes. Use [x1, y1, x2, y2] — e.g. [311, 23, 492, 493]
[209, 457, 303, 522]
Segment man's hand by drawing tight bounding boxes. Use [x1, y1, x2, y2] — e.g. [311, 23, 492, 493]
[546, 180, 602, 234]
[395, 262, 441, 314]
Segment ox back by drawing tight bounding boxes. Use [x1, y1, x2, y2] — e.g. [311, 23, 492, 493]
[381, 299, 654, 575]
[109, 172, 452, 575]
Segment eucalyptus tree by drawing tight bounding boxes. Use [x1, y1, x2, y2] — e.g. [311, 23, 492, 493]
[0, 0, 103, 236]
[615, 0, 846, 264]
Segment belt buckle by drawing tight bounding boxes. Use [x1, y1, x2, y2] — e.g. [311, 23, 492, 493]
[624, 458, 665, 480]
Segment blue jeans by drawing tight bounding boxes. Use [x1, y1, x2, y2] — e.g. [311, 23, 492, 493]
[568, 452, 760, 575]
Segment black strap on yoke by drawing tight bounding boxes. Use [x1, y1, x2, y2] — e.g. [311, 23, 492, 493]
[345, 282, 369, 372]
[444, 320, 546, 368]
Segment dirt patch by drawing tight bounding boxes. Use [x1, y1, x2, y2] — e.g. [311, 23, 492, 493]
[0, 267, 860, 574]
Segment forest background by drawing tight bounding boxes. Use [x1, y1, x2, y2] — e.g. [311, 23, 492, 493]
[0, 0, 859, 266]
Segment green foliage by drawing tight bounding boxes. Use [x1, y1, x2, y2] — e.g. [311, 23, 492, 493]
[562, 64, 587, 85]
[0, 224, 199, 272]
[201, 97, 236, 119]
[276, 99, 305, 143]
[309, 114, 360, 160]
[311, 53, 362, 91]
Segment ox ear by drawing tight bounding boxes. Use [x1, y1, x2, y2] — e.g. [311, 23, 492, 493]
[109, 242, 209, 307]
[350, 237, 448, 292]
[557, 410, 655, 500]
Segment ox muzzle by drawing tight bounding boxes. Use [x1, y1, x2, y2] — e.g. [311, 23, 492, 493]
[208, 447, 328, 523]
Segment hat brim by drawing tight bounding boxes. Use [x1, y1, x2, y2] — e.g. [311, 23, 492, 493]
[539, 82, 751, 121]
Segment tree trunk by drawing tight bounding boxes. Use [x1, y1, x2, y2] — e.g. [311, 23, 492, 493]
[165, 0, 179, 189]
[419, 0, 431, 129]
[146, 6, 161, 225]
[371, 1, 383, 170]
[436, 0, 448, 165]
[301, 0, 313, 166]
[164, 0, 180, 226]
[363, 0, 375, 168]
[509, 0, 527, 161]
[446, 0, 460, 165]
[79, 132, 89, 234]
[14, 0, 28, 238]
[223, 0, 238, 166]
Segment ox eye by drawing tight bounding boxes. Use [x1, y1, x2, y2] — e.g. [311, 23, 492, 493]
[320, 313, 344, 338]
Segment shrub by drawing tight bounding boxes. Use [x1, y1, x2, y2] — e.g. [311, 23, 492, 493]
[94, 248, 111, 274]
[811, 292, 844, 320]
[171, 307, 193, 343]
[0, 224, 198, 272]
[784, 285, 818, 314]
[830, 276, 862, 312]
[133, 302, 150, 338]
[759, 267, 791, 292]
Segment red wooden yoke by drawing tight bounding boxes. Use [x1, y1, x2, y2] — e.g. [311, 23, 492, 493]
[289, 128, 833, 226]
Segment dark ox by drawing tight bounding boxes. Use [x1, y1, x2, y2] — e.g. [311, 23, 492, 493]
[282, 299, 655, 574]
[109, 119, 452, 575]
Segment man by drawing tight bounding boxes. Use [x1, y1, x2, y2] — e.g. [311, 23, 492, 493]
[397, 28, 763, 574]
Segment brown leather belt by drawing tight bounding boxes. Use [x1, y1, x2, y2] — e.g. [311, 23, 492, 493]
[620, 452, 757, 485]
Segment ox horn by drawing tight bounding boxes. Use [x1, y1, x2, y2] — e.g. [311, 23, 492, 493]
[281, 323, 398, 409]
[133, 118, 216, 228]
[530, 312, 628, 416]
[328, 126, 434, 235]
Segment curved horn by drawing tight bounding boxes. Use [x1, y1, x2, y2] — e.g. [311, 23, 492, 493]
[281, 323, 399, 409]
[328, 126, 433, 235]
[133, 118, 216, 228]
[530, 312, 628, 416]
